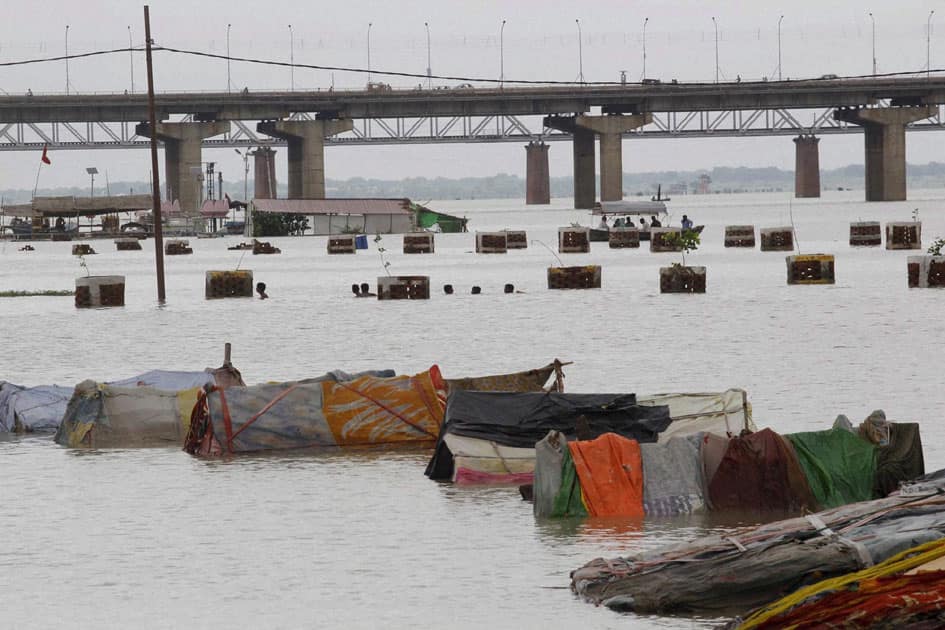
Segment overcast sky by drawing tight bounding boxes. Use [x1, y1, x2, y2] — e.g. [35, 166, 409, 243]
[1, 0, 944, 192]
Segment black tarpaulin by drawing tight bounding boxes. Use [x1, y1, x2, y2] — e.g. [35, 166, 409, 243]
[875, 422, 925, 496]
[424, 391, 671, 480]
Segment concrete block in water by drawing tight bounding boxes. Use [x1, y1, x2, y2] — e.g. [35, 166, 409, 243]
[75, 275, 125, 308]
[786, 254, 835, 284]
[205, 270, 253, 299]
[165, 240, 193, 255]
[725, 225, 756, 248]
[72, 244, 97, 256]
[327, 236, 356, 254]
[548, 265, 601, 289]
[609, 228, 640, 249]
[558, 227, 590, 253]
[476, 232, 508, 254]
[760, 227, 794, 252]
[886, 222, 921, 250]
[377, 275, 430, 300]
[659, 266, 706, 293]
[115, 238, 142, 251]
[907, 256, 945, 288]
[650, 228, 682, 253]
[403, 233, 434, 254]
[850, 222, 881, 247]
[505, 230, 528, 249]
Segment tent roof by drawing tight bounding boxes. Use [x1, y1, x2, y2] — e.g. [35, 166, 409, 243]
[2, 194, 155, 217]
[593, 200, 667, 215]
[252, 198, 412, 215]
[199, 199, 230, 218]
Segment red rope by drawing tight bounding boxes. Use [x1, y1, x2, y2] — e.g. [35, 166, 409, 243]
[227, 383, 300, 446]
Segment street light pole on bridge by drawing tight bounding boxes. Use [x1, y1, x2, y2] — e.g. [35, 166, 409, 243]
[778, 15, 784, 81]
[288, 24, 294, 91]
[226, 24, 232, 93]
[928, 10, 935, 80]
[642, 17, 649, 80]
[367, 23, 373, 84]
[711, 17, 719, 83]
[425, 22, 432, 89]
[65, 25, 70, 95]
[869, 12, 876, 75]
[575, 19, 584, 84]
[500, 19, 506, 88]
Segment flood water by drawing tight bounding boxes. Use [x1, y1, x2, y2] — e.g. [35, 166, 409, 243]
[1, 190, 943, 628]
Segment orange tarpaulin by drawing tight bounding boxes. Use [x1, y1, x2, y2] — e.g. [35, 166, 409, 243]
[568, 433, 644, 517]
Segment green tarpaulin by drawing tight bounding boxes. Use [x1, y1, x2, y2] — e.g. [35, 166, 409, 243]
[551, 448, 588, 518]
[785, 428, 876, 509]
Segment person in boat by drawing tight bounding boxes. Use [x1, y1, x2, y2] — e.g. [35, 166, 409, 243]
[681, 214, 693, 230]
[359, 282, 376, 297]
[598, 215, 609, 230]
[650, 215, 662, 228]
[613, 217, 625, 228]
[639, 217, 649, 231]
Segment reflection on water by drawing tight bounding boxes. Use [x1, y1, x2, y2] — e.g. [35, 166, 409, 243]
[2, 192, 945, 628]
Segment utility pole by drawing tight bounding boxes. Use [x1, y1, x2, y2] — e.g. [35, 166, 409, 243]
[144, 5, 166, 303]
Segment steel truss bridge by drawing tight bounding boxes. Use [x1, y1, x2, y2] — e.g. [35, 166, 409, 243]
[2, 104, 944, 152]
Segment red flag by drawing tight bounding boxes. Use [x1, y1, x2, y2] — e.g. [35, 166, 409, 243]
[40, 144, 51, 165]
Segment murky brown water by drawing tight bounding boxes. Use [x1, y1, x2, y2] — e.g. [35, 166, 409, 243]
[1, 191, 943, 628]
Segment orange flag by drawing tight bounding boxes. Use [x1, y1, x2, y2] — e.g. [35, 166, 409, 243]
[40, 144, 51, 165]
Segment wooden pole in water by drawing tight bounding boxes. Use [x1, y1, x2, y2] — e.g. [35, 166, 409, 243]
[144, 6, 166, 302]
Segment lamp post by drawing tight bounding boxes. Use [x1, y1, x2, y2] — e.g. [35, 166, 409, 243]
[65, 25, 70, 95]
[500, 19, 506, 87]
[288, 24, 294, 91]
[576, 19, 584, 84]
[778, 15, 784, 81]
[367, 23, 373, 84]
[86, 167, 98, 200]
[128, 26, 134, 93]
[425, 22, 432, 88]
[869, 12, 876, 75]
[928, 10, 935, 80]
[642, 17, 649, 80]
[711, 17, 719, 83]
[226, 24, 232, 92]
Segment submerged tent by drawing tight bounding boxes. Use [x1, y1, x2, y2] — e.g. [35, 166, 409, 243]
[571, 472, 945, 615]
[424, 391, 672, 482]
[445, 360, 565, 393]
[185, 368, 444, 455]
[0, 382, 73, 432]
[427, 389, 751, 485]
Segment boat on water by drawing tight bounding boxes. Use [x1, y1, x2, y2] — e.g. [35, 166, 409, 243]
[651, 184, 671, 202]
[590, 200, 702, 241]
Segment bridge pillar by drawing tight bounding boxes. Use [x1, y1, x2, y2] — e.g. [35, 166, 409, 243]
[834, 106, 935, 201]
[525, 141, 551, 205]
[135, 121, 230, 214]
[793, 135, 821, 198]
[572, 129, 596, 209]
[257, 119, 353, 199]
[573, 114, 652, 202]
[252, 147, 278, 199]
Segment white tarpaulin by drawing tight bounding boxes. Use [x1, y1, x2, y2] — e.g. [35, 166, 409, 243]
[0, 382, 73, 432]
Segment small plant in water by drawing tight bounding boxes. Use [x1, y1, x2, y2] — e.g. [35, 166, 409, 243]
[662, 229, 701, 266]
[374, 234, 391, 276]
[928, 237, 945, 256]
[77, 253, 90, 277]
[912, 208, 920, 223]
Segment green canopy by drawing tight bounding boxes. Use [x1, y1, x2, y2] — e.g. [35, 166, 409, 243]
[785, 428, 877, 509]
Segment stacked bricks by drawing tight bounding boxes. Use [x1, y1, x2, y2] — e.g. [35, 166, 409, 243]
[850, 222, 882, 247]
[725, 225, 756, 248]
[547, 265, 601, 289]
[505, 231, 528, 249]
[377, 275, 431, 300]
[650, 228, 682, 253]
[558, 227, 590, 253]
[476, 232, 508, 253]
[165, 240, 193, 255]
[659, 266, 707, 293]
[205, 270, 254, 299]
[72, 244, 97, 256]
[327, 235, 357, 254]
[403, 233, 434, 254]
[907, 256, 945, 288]
[115, 238, 142, 251]
[609, 228, 640, 249]
[75, 276, 125, 308]
[786, 254, 835, 284]
[886, 222, 921, 250]
[760, 227, 794, 251]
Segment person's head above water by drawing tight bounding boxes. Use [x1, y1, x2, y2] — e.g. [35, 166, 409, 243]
[351, 284, 360, 295]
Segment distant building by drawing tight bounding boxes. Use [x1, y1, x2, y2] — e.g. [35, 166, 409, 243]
[697, 174, 712, 195]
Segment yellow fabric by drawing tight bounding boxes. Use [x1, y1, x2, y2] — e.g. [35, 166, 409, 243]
[738, 538, 945, 629]
[65, 421, 95, 447]
[175, 387, 201, 434]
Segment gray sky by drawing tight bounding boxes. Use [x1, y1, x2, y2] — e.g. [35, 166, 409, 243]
[1, 0, 943, 192]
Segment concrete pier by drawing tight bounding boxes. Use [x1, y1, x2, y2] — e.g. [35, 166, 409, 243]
[252, 147, 277, 199]
[525, 141, 550, 205]
[257, 119, 353, 199]
[834, 106, 935, 201]
[793, 135, 821, 198]
[135, 121, 230, 213]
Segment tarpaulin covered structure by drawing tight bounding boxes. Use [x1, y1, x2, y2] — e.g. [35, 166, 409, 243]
[185, 368, 444, 455]
[444, 360, 565, 394]
[568, 433, 645, 518]
[54, 367, 245, 448]
[571, 472, 945, 615]
[424, 391, 672, 483]
[429, 389, 751, 485]
[0, 382, 73, 432]
[784, 427, 877, 509]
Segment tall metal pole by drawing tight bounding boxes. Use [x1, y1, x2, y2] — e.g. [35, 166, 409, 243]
[65, 25, 70, 95]
[128, 26, 134, 93]
[642, 17, 649, 80]
[778, 15, 784, 81]
[500, 19, 506, 87]
[144, 5, 166, 303]
[575, 19, 584, 84]
[928, 10, 935, 80]
[288, 24, 294, 91]
[367, 22, 373, 84]
[869, 12, 876, 75]
[226, 24, 231, 93]
[425, 22, 432, 88]
[712, 17, 719, 83]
